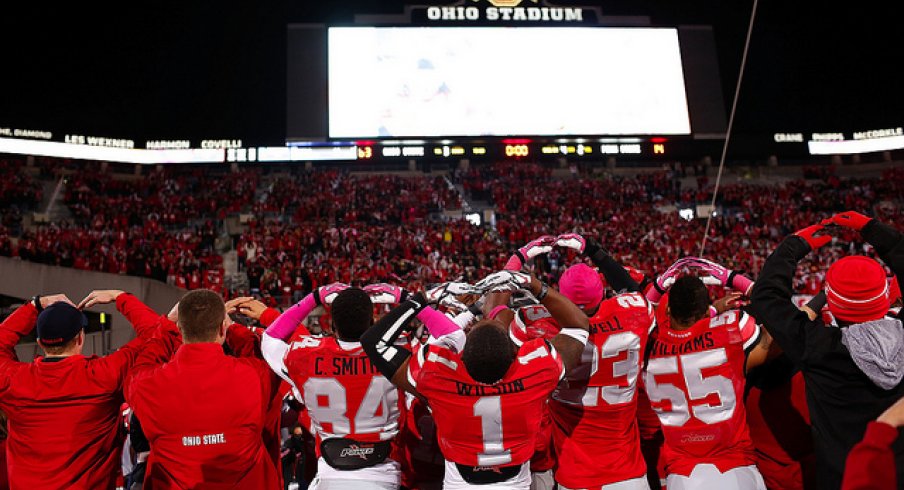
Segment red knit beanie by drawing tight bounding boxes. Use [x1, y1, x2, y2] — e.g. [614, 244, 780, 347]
[890, 276, 901, 305]
[825, 256, 890, 323]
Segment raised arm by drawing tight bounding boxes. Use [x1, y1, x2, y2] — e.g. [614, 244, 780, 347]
[361, 293, 428, 395]
[828, 212, 904, 284]
[538, 277, 591, 373]
[557, 233, 641, 293]
[79, 290, 164, 386]
[748, 224, 832, 365]
[261, 284, 347, 384]
[0, 298, 42, 364]
[474, 270, 590, 372]
[125, 316, 182, 405]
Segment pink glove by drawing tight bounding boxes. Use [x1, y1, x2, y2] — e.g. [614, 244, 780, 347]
[554, 233, 586, 253]
[646, 257, 697, 303]
[315, 282, 350, 306]
[363, 283, 407, 305]
[504, 235, 556, 271]
[683, 257, 755, 296]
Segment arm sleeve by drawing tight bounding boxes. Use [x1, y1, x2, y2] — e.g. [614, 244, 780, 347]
[0, 303, 38, 391]
[91, 294, 165, 389]
[361, 294, 427, 381]
[265, 295, 316, 341]
[0, 303, 38, 364]
[806, 291, 828, 313]
[588, 249, 641, 293]
[117, 293, 163, 339]
[841, 421, 900, 490]
[861, 220, 904, 279]
[125, 320, 181, 405]
[259, 307, 283, 329]
[226, 324, 261, 359]
[748, 236, 823, 365]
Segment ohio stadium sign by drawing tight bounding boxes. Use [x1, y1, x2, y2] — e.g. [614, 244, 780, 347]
[422, 0, 591, 23]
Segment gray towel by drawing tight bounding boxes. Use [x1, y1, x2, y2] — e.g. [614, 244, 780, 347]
[841, 317, 904, 390]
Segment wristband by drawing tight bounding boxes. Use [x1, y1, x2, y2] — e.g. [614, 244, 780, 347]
[468, 303, 484, 318]
[558, 327, 590, 346]
[32, 295, 43, 312]
[488, 305, 510, 320]
[535, 282, 550, 301]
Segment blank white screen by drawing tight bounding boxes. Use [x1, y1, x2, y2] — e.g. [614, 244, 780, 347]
[328, 27, 691, 138]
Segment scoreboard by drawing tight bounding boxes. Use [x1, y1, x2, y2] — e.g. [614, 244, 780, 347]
[286, 1, 730, 159]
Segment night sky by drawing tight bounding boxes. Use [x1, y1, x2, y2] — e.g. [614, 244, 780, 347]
[1, 0, 902, 146]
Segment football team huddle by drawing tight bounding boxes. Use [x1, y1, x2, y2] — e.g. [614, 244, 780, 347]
[1, 210, 902, 490]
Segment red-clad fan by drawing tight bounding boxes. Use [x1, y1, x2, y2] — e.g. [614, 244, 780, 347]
[125, 289, 282, 489]
[842, 394, 904, 490]
[362, 270, 590, 489]
[0, 290, 159, 489]
[749, 213, 904, 489]
[262, 283, 407, 490]
[644, 275, 775, 490]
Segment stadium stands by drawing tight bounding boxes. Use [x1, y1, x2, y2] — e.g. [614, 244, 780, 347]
[1, 157, 902, 306]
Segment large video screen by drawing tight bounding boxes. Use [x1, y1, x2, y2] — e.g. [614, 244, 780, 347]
[327, 27, 692, 138]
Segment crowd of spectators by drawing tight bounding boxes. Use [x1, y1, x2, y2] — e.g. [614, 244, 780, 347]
[0, 157, 901, 307]
[0, 158, 43, 255]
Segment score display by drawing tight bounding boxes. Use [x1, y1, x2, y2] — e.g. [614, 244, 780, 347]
[366, 139, 676, 161]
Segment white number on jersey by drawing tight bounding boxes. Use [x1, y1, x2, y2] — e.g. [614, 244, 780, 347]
[301, 375, 399, 439]
[473, 396, 512, 466]
[580, 331, 642, 406]
[643, 347, 735, 427]
[617, 293, 647, 309]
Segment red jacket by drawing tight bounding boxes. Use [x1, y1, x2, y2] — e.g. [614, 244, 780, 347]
[126, 319, 281, 489]
[0, 294, 160, 490]
[842, 421, 900, 490]
[223, 307, 284, 487]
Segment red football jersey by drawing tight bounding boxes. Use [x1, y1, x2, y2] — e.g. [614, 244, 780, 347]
[407, 338, 565, 467]
[507, 305, 558, 474]
[643, 309, 760, 477]
[283, 336, 404, 450]
[550, 292, 656, 488]
[395, 395, 445, 490]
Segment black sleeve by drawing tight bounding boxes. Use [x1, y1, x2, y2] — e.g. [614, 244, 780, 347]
[129, 414, 150, 453]
[748, 236, 825, 366]
[585, 239, 640, 293]
[861, 219, 904, 279]
[361, 293, 427, 381]
[806, 290, 828, 313]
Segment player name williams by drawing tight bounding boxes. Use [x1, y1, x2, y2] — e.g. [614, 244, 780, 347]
[456, 379, 526, 396]
[426, 6, 584, 22]
[650, 332, 715, 356]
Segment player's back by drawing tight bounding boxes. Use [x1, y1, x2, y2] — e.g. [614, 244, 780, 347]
[550, 292, 655, 488]
[408, 337, 564, 483]
[643, 309, 759, 477]
[283, 336, 402, 446]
